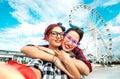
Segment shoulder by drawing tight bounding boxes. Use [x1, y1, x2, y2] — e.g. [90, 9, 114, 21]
[38, 45, 49, 48]
[26, 44, 49, 48]
[73, 47, 82, 52]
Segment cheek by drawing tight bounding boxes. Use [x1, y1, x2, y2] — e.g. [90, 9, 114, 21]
[62, 42, 74, 51]
[70, 46, 75, 50]
[49, 37, 62, 46]
[67, 43, 76, 50]
[48, 35, 55, 41]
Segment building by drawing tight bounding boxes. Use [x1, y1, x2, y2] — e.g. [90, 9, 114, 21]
[0, 50, 31, 64]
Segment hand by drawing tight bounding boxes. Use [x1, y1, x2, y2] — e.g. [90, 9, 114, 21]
[53, 56, 74, 78]
[54, 50, 70, 63]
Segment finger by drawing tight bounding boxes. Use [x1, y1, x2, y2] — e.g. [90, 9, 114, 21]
[53, 50, 59, 55]
[61, 50, 65, 53]
[54, 50, 62, 56]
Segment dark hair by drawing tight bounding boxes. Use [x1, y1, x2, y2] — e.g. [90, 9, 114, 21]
[65, 27, 84, 42]
[43, 22, 65, 40]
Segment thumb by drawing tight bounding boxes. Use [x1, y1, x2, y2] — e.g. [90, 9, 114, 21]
[53, 50, 59, 56]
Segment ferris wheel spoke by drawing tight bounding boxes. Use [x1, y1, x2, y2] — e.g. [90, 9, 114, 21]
[90, 12, 97, 24]
[68, 4, 112, 64]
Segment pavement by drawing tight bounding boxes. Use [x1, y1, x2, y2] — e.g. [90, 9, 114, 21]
[85, 64, 120, 79]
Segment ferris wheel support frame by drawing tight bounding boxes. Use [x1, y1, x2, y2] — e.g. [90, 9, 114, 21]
[68, 4, 113, 65]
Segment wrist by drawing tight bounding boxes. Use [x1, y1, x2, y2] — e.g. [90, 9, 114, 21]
[52, 56, 57, 63]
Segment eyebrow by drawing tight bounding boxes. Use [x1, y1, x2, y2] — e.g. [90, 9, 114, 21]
[66, 34, 78, 41]
[51, 31, 64, 33]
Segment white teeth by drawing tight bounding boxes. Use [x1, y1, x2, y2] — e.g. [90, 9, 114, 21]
[65, 44, 69, 49]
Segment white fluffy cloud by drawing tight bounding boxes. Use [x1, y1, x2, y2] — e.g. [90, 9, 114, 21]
[103, 0, 120, 6]
[108, 13, 120, 34]
[0, 0, 120, 57]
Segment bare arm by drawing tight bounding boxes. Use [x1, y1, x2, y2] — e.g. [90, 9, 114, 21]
[54, 50, 81, 79]
[35, 46, 55, 55]
[21, 46, 54, 62]
[21, 45, 73, 78]
[35, 46, 89, 76]
[72, 48, 92, 75]
[55, 49, 90, 76]
[0, 63, 25, 79]
[72, 59, 89, 76]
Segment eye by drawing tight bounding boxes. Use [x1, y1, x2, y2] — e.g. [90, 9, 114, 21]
[72, 40, 77, 44]
[67, 36, 72, 40]
[51, 31, 57, 35]
[60, 32, 64, 36]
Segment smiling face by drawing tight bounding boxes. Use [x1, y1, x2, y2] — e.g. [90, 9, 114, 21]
[47, 26, 64, 49]
[62, 30, 80, 51]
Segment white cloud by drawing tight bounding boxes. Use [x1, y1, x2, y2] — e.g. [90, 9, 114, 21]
[112, 36, 120, 55]
[103, 0, 120, 6]
[88, 0, 120, 8]
[1, 0, 120, 57]
[109, 26, 120, 34]
[0, 22, 48, 51]
[106, 13, 120, 55]
[88, 0, 107, 8]
[19, 22, 47, 36]
[114, 13, 120, 24]
[108, 13, 120, 34]
[8, 0, 79, 24]
[1, 0, 81, 51]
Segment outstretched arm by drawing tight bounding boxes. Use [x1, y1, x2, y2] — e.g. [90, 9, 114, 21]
[0, 63, 25, 79]
[34, 45, 55, 55]
[21, 45, 54, 61]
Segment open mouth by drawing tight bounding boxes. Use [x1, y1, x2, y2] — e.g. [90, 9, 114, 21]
[64, 44, 70, 49]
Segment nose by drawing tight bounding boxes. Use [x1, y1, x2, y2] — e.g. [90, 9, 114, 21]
[68, 41, 73, 45]
[57, 34, 61, 38]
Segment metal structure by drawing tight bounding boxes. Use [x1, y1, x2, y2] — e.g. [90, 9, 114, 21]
[68, 4, 112, 65]
[0, 50, 31, 64]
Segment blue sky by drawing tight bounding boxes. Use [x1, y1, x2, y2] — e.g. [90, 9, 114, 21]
[0, 0, 120, 56]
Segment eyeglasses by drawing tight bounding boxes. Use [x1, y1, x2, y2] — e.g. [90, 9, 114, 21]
[65, 33, 80, 45]
[50, 31, 64, 37]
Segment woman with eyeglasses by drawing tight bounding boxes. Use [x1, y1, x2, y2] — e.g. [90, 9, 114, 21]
[40, 27, 92, 78]
[54, 27, 92, 78]
[21, 23, 92, 79]
[20, 23, 74, 79]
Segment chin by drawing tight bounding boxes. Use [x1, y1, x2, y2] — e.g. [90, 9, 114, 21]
[55, 44, 61, 47]
[63, 48, 69, 51]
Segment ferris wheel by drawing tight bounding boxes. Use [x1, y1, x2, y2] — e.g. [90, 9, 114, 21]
[68, 4, 112, 63]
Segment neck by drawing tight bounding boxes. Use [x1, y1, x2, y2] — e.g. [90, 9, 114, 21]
[49, 45, 58, 50]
